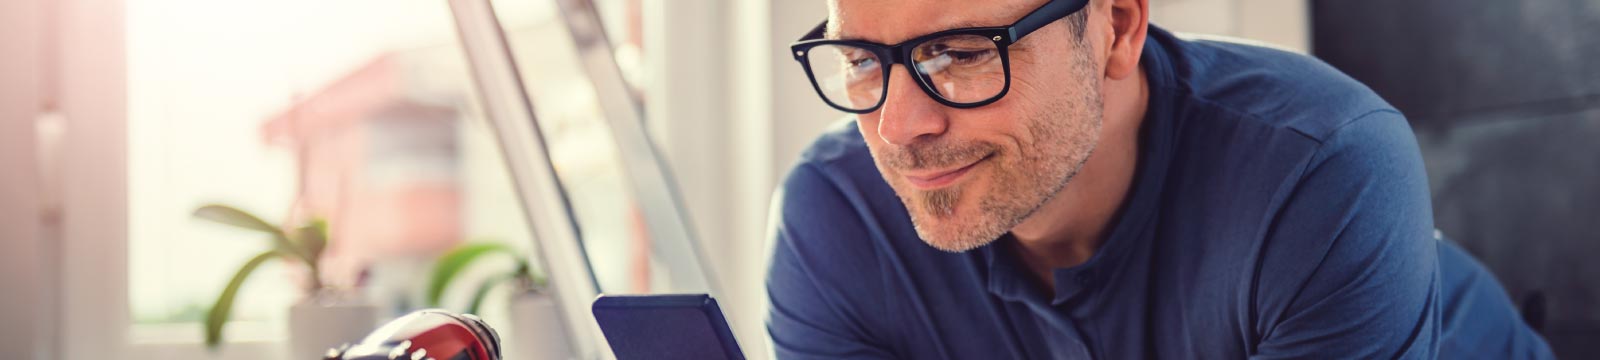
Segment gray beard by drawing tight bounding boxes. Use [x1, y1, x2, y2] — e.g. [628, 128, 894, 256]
[905, 108, 1102, 253]
[896, 48, 1106, 252]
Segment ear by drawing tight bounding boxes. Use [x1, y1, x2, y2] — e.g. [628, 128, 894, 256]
[1103, 0, 1149, 80]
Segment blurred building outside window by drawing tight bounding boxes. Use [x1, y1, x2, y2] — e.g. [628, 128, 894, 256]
[122, 0, 649, 351]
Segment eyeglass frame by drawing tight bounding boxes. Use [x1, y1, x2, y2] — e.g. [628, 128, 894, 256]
[789, 0, 1089, 114]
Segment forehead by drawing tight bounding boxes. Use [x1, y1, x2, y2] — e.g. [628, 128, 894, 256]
[829, 0, 1040, 44]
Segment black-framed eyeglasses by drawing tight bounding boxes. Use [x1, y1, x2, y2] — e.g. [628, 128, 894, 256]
[790, 0, 1088, 114]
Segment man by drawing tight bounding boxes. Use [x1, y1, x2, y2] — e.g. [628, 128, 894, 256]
[764, 0, 1555, 358]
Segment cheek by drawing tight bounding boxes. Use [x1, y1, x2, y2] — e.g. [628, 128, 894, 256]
[1005, 69, 1071, 113]
[951, 92, 1043, 156]
[992, 67, 1087, 146]
[1006, 44, 1090, 109]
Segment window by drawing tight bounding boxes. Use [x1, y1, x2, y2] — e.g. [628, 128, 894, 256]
[124, 0, 542, 354]
[486, 0, 681, 296]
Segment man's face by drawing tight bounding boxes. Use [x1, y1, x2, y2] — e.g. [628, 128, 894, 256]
[834, 0, 1105, 252]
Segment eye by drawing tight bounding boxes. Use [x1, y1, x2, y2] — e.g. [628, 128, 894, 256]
[943, 49, 996, 65]
[843, 56, 880, 78]
[849, 57, 878, 69]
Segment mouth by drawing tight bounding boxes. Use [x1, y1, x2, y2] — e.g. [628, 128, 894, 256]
[901, 153, 992, 190]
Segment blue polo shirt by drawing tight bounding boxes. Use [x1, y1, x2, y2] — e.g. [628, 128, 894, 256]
[765, 26, 1553, 359]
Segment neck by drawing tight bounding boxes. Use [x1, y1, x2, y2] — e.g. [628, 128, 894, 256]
[1009, 67, 1149, 292]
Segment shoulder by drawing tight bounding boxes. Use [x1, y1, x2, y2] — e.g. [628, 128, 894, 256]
[769, 118, 898, 287]
[766, 119, 906, 345]
[777, 118, 872, 219]
[794, 118, 873, 174]
[778, 119, 895, 224]
[1159, 29, 1399, 143]
[1150, 27, 1430, 213]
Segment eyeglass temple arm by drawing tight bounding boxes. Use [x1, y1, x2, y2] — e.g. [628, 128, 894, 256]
[1008, 0, 1089, 40]
[800, 20, 827, 42]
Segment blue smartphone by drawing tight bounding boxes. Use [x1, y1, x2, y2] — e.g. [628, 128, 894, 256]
[592, 294, 745, 360]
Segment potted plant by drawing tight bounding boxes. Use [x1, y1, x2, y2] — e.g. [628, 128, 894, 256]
[428, 242, 572, 359]
[192, 204, 377, 358]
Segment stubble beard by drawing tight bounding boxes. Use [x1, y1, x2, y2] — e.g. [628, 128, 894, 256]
[878, 48, 1105, 253]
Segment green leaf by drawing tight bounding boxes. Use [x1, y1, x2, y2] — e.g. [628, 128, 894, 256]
[426, 242, 520, 308]
[513, 261, 545, 290]
[467, 272, 518, 315]
[193, 204, 281, 234]
[293, 218, 328, 264]
[203, 250, 280, 349]
[193, 204, 298, 259]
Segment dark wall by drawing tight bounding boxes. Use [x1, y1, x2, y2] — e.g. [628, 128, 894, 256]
[1312, 0, 1600, 358]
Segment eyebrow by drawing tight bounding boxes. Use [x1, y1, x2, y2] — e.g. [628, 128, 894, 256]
[830, 19, 1002, 43]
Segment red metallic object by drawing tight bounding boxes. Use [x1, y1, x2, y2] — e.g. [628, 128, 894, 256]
[324, 309, 502, 360]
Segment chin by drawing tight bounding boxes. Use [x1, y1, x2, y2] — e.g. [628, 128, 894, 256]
[906, 188, 1002, 253]
[914, 221, 1000, 252]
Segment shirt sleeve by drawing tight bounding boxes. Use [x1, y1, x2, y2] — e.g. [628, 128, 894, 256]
[1436, 237, 1556, 359]
[1250, 110, 1440, 359]
[764, 163, 897, 360]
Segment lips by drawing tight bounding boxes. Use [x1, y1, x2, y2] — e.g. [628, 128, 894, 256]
[901, 154, 990, 190]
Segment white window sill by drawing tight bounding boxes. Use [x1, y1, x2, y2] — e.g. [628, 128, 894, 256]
[126, 322, 287, 360]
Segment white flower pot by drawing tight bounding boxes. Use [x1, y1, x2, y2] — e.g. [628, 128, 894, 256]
[288, 298, 379, 360]
[506, 291, 574, 360]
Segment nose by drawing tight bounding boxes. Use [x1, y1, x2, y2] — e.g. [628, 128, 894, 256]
[875, 64, 949, 146]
